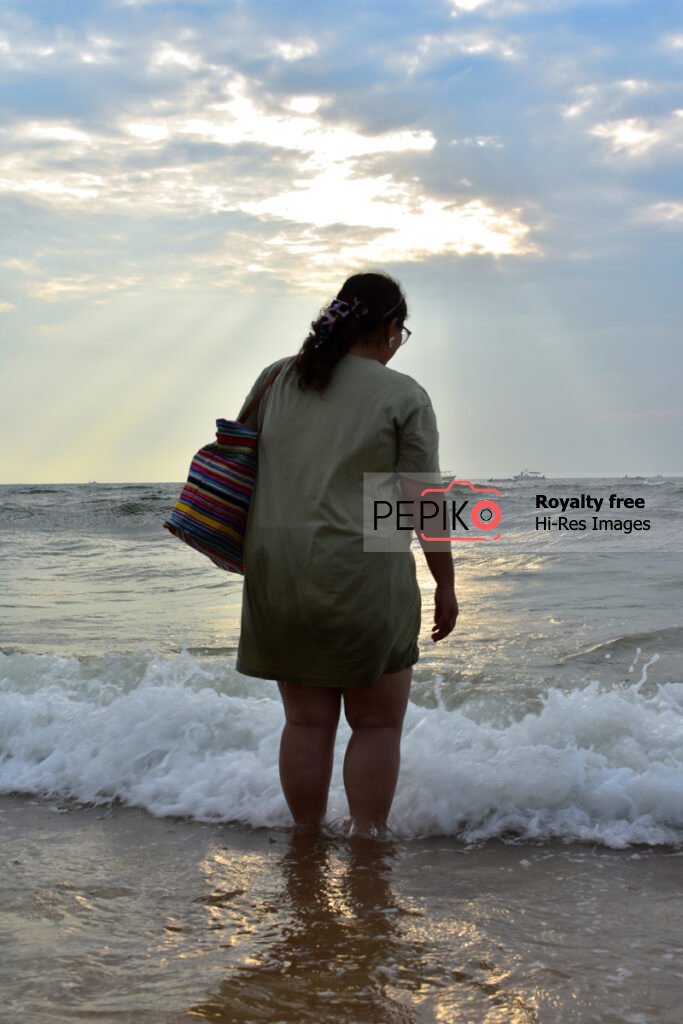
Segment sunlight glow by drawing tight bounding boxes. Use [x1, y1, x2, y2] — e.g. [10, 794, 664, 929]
[0, 65, 536, 291]
[175, 76, 435, 161]
[246, 174, 533, 261]
[286, 96, 323, 115]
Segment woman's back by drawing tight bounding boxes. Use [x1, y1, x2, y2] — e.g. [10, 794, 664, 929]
[237, 353, 440, 687]
[246, 353, 438, 526]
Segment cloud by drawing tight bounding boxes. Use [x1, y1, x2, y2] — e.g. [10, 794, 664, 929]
[449, 135, 504, 147]
[272, 39, 318, 62]
[450, 0, 494, 11]
[1, 258, 33, 272]
[0, 22, 120, 71]
[447, 0, 530, 14]
[25, 272, 144, 301]
[151, 43, 201, 71]
[0, 57, 537, 296]
[0, 0, 676, 305]
[401, 28, 521, 73]
[559, 74, 683, 165]
[642, 202, 683, 225]
[562, 79, 659, 120]
[449, 0, 631, 15]
[0, 300, 14, 311]
[591, 110, 683, 158]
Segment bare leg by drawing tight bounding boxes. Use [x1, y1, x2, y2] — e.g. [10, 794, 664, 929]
[277, 682, 342, 828]
[342, 669, 412, 835]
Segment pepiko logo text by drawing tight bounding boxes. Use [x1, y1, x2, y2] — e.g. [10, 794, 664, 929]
[374, 479, 502, 543]
[535, 493, 651, 533]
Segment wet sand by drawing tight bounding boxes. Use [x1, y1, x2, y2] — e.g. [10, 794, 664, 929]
[2, 794, 682, 1024]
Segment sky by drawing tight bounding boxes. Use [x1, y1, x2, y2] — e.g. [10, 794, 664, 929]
[1, 0, 682, 482]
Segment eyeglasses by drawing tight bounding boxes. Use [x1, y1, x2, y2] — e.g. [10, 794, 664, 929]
[399, 326, 412, 346]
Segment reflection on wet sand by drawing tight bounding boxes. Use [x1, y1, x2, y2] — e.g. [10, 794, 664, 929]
[189, 831, 426, 1022]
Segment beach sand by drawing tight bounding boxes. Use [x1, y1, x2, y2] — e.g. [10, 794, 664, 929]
[2, 795, 682, 1024]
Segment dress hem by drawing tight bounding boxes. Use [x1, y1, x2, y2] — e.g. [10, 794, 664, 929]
[236, 653, 419, 688]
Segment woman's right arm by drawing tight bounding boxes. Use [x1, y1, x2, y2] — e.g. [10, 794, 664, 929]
[428, 556, 459, 641]
[399, 474, 458, 642]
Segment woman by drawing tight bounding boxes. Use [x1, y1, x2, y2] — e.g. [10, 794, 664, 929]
[237, 271, 458, 836]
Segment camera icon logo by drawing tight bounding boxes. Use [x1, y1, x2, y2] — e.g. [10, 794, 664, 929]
[419, 479, 502, 543]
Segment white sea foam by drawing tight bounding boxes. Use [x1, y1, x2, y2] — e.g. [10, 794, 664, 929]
[1, 650, 683, 847]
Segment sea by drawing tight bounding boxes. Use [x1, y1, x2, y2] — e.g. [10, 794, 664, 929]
[1, 477, 683, 1023]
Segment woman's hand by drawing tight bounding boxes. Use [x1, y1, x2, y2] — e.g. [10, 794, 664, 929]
[432, 584, 458, 642]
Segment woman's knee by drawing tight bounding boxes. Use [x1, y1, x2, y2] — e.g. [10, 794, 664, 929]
[344, 705, 406, 732]
[343, 669, 411, 732]
[278, 681, 342, 729]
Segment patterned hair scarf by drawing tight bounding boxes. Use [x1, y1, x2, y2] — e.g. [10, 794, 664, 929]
[314, 297, 368, 349]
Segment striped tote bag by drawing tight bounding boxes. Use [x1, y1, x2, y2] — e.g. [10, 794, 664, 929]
[164, 364, 283, 574]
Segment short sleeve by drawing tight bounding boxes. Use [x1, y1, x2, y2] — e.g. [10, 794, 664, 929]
[394, 395, 441, 477]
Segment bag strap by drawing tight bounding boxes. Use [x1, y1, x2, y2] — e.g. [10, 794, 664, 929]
[238, 361, 286, 425]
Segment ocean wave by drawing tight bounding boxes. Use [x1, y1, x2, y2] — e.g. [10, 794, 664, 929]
[559, 626, 683, 663]
[114, 501, 155, 517]
[1, 650, 683, 848]
[2, 486, 67, 495]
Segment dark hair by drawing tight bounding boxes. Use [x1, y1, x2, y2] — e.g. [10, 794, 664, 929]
[294, 271, 408, 391]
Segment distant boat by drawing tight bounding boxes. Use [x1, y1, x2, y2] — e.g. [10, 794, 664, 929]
[513, 470, 545, 481]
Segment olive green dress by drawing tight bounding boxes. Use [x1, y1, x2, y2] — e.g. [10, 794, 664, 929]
[236, 354, 440, 687]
